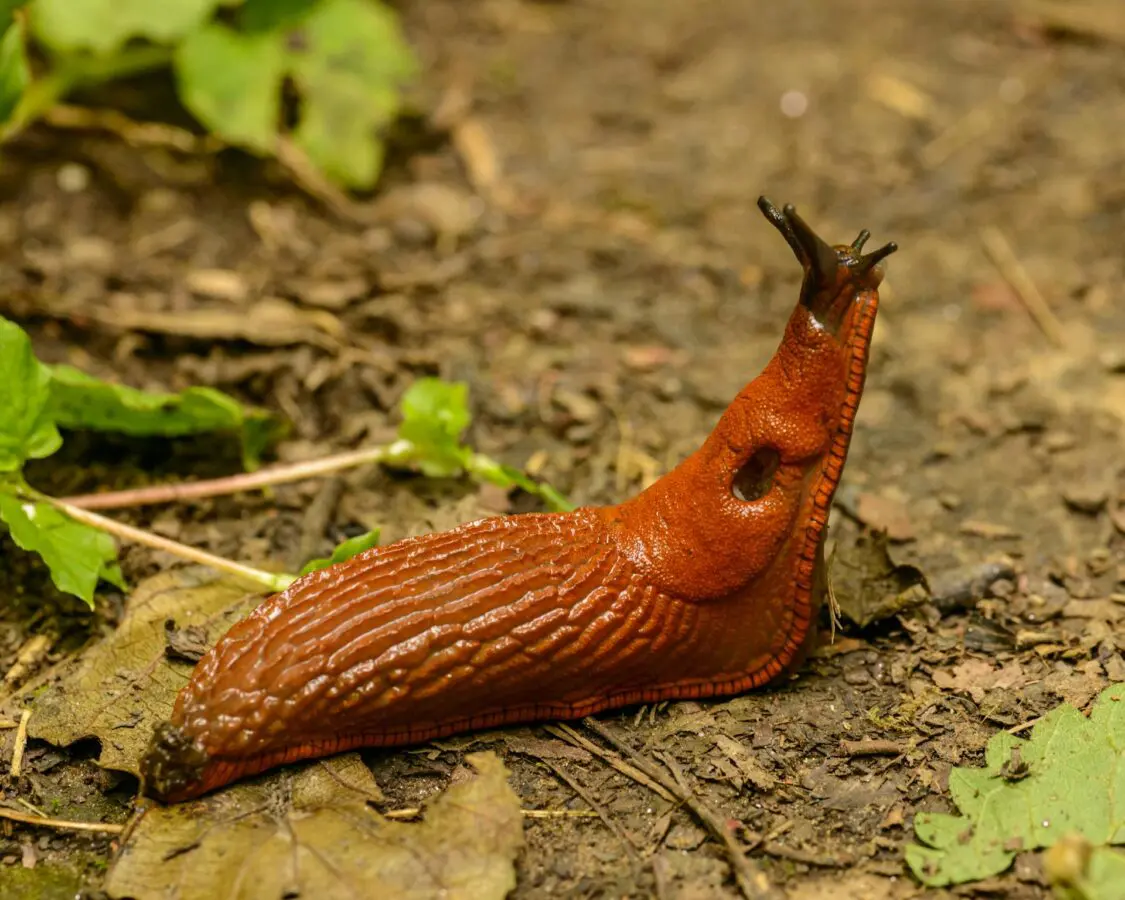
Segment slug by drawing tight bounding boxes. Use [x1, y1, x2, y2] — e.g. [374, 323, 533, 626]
[141, 198, 896, 802]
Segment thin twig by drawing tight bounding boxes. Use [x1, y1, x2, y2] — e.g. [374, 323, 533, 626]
[980, 226, 1066, 347]
[275, 137, 365, 224]
[62, 443, 408, 511]
[0, 806, 125, 835]
[3, 633, 53, 689]
[838, 739, 906, 757]
[544, 723, 676, 803]
[37, 495, 294, 593]
[8, 709, 30, 777]
[381, 806, 597, 821]
[43, 104, 223, 153]
[538, 757, 641, 860]
[582, 718, 780, 900]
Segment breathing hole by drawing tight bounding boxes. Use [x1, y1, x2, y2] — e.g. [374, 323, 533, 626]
[732, 448, 781, 502]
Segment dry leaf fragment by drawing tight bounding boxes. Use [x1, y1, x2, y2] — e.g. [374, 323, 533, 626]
[106, 751, 523, 900]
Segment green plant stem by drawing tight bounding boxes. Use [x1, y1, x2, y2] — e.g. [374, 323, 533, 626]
[2, 44, 172, 140]
[21, 487, 295, 594]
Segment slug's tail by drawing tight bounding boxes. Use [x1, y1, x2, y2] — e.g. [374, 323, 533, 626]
[756, 196, 897, 334]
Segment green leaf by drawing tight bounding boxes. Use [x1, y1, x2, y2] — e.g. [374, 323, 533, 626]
[240, 0, 320, 33]
[174, 22, 285, 152]
[47, 365, 279, 470]
[31, 0, 224, 55]
[396, 378, 472, 478]
[0, 16, 28, 124]
[298, 528, 381, 576]
[0, 318, 63, 472]
[0, 1, 28, 28]
[286, 0, 416, 187]
[467, 456, 575, 513]
[0, 493, 123, 606]
[907, 682, 1125, 888]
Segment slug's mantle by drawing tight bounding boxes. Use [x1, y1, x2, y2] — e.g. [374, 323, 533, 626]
[141, 198, 897, 802]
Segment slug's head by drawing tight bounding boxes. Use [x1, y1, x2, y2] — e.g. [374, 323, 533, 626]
[755, 197, 896, 334]
[140, 721, 210, 803]
[613, 199, 896, 629]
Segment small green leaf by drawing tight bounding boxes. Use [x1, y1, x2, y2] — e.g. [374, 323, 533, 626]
[397, 378, 472, 478]
[31, 0, 224, 55]
[468, 456, 575, 512]
[174, 22, 285, 152]
[0, 493, 123, 606]
[240, 0, 320, 33]
[286, 0, 416, 187]
[908, 682, 1125, 888]
[299, 528, 381, 576]
[0, 16, 29, 124]
[47, 365, 279, 470]
[0, 318, 63, 472]
[0, 1, 28, 28]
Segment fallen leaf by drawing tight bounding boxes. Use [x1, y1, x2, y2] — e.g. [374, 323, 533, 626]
[830, 533, 930, 628]
[907, 682, 1125, 887]
[712, 733, 777, 792]
[105, 751, 523, 900]
[800, 765, 900, 811]
[1042, 670, 1107, 710]
[20, 568, 262, 777]
[932, 660, 1026, 705]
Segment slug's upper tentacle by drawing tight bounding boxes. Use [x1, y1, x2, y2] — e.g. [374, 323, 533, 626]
[757, 196, 841, 292]
[757, 196, 897, 334]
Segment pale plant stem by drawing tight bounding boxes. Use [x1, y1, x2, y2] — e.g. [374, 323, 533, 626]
[34, 493, 295, 593]
[62, 442, 412, 511]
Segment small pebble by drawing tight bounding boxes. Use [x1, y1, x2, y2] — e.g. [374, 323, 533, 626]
[844, 668, 872, 686]
[1061, 483, 1108, 515]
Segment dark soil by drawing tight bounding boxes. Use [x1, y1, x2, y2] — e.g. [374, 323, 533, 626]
[2, 1, 1124, 897]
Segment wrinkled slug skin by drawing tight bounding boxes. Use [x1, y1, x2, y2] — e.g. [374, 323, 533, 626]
[143, 200, 896, 801]
[176, 509, 802, 756]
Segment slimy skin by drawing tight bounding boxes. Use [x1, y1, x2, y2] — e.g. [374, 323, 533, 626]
[141, 198, 896, 803]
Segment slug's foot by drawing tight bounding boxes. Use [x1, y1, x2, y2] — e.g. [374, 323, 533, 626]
[140, 721, 209, 803]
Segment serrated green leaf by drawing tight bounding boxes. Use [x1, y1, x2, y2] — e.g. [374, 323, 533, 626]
[0, 318, 62, 472]
[298, 527, 381, 576]
[397, 378, 472, 478]
[0, 17, 28, 124]
[0, 493, 123, 606]
[174, 22, 285, 152]
[286, 0, 416, 187]
[47, 364, 278, 470]
[31, 0, 224, 55]
[908, 683, 1125, 888]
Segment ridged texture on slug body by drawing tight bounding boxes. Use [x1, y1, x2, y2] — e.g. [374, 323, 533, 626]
[142, 198, 897, 802]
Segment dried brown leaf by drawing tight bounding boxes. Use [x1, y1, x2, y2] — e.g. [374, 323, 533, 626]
[20, 568, 262, 776]
[105, 751, 523, 900]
